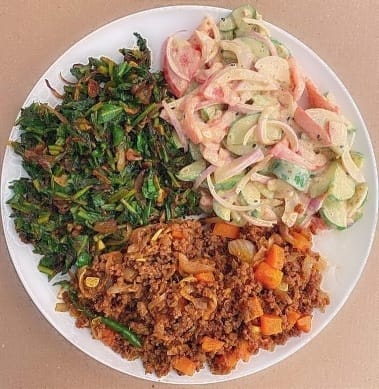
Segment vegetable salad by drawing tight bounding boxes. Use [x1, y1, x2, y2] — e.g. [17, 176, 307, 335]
[161, 5, 367, 232]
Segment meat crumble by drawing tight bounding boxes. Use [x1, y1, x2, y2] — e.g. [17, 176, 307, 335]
[66, 219, 329, 377]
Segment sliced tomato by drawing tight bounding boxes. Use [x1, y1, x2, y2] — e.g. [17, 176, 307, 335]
[200, 143, 232, 166]
[288, 56, 305, 101]
[189, 30, 219, 65]
[294, 106, 331, 144]
[203, 111, 237, 144]
[194, 61, 223, 84]
[305, 78, 340, 113]
[162, 39, 190, 98]
[165, 36, 201, 81]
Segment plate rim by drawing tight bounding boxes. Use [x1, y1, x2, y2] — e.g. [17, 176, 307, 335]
[1, 4, 378, 385]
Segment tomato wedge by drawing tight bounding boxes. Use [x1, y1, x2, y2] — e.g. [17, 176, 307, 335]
[165, 36, 201, 82]
[305, 78, 340, 113]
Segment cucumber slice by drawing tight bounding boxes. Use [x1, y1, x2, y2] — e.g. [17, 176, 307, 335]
[213, 200, 231, 221]
[351, 151, 365, 169]
[347, 183, 368, 217]
[308, 163, 335, 198]
[265, 123, 283, 143]
[328, 163, 356, 200]
[171, 132, 183, 149]
[252, 94, 278, 107]
[176, 160, 206, 181]
[221, 49, 237, 64]
[237, 37, 270, 59]
[240, 182, 261, 205]
[220, 30, 235, 41]
[271, 38, 290, 59]
[232, 5, 257, 28]
[227, 114, 260, 146]
[348, 207, 364, 226]
[219, 16, 236, 31]
[189, 142, 202, 161]
[254, 182, 275, 199]
[214, 173, 245, 191]
[328, 121, 348, 155]
[231, 210, 246, 226]
[226, 144, 255, 156]
[269, 159, 310, 191]
[199, 104, 222, 122]
[320, 195, 347, 229]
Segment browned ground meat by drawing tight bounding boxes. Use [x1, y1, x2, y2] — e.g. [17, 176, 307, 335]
[66, 220, 329, 377]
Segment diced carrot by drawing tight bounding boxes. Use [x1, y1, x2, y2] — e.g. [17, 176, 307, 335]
[172, 229, 184, 239]
[286, 310, 301, 329]
[254, 262, 283, 289]
[305, 78, 339, 113]
[194, 271, 215, 283]
[172, 356, 197, 376]
[201, 336, 225, 352]
[100, 327, 116, 347]
[218, 349, 239, 372]
[213, 222, 240, 239]
[249, 296, 264, 319]
[290, 231, 311, 252]
[294, 106, 331, 144]
[237, 339, 252, 362]
[260, 314, 283, 336]
[296, 315, 312, 333]
[265, 244, 285, 270]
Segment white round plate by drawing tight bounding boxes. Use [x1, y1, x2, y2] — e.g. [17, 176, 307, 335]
[1, 5, 378, 385]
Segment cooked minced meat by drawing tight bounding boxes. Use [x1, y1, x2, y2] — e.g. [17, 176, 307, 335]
[66, 219, 329, 377]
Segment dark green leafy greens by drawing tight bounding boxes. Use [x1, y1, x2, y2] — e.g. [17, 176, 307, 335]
[8, 34, 200, 278]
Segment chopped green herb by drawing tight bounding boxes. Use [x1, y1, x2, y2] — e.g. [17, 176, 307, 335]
[8, 36, 200, 277]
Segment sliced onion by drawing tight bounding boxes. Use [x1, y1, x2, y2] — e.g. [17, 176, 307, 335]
[228, 239, 257, 263]
[202, 65, 276, 95]
[178, 253, 215, 274]
[195, 61, 224, 84]
[256, 109, 270, 145]
[246, 30, 278, 56]
[220, 39, 255, 69]
[207, 175, 258, 212]
[341, 149, 365, 183]
[269, 141, 321, 171]
[236, 155, 273, 193]
[161, 100, 188, 151]
[182, 95, 205, 144]
[240, 212, 277, 227]
[242, 18, 271, 36]
[194, 164, 216, 189]
[213, 147, 264, 183]
[203, 291, 217, 320]
[250, 172, 271, 184]
[298, 194, 326, 228]
[229, 103, 265, 114]
[302, 255, 314, 281]
[192, 30, 219, 64]
[267, 120, 299, 151]
[243, 124, 257, 145]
